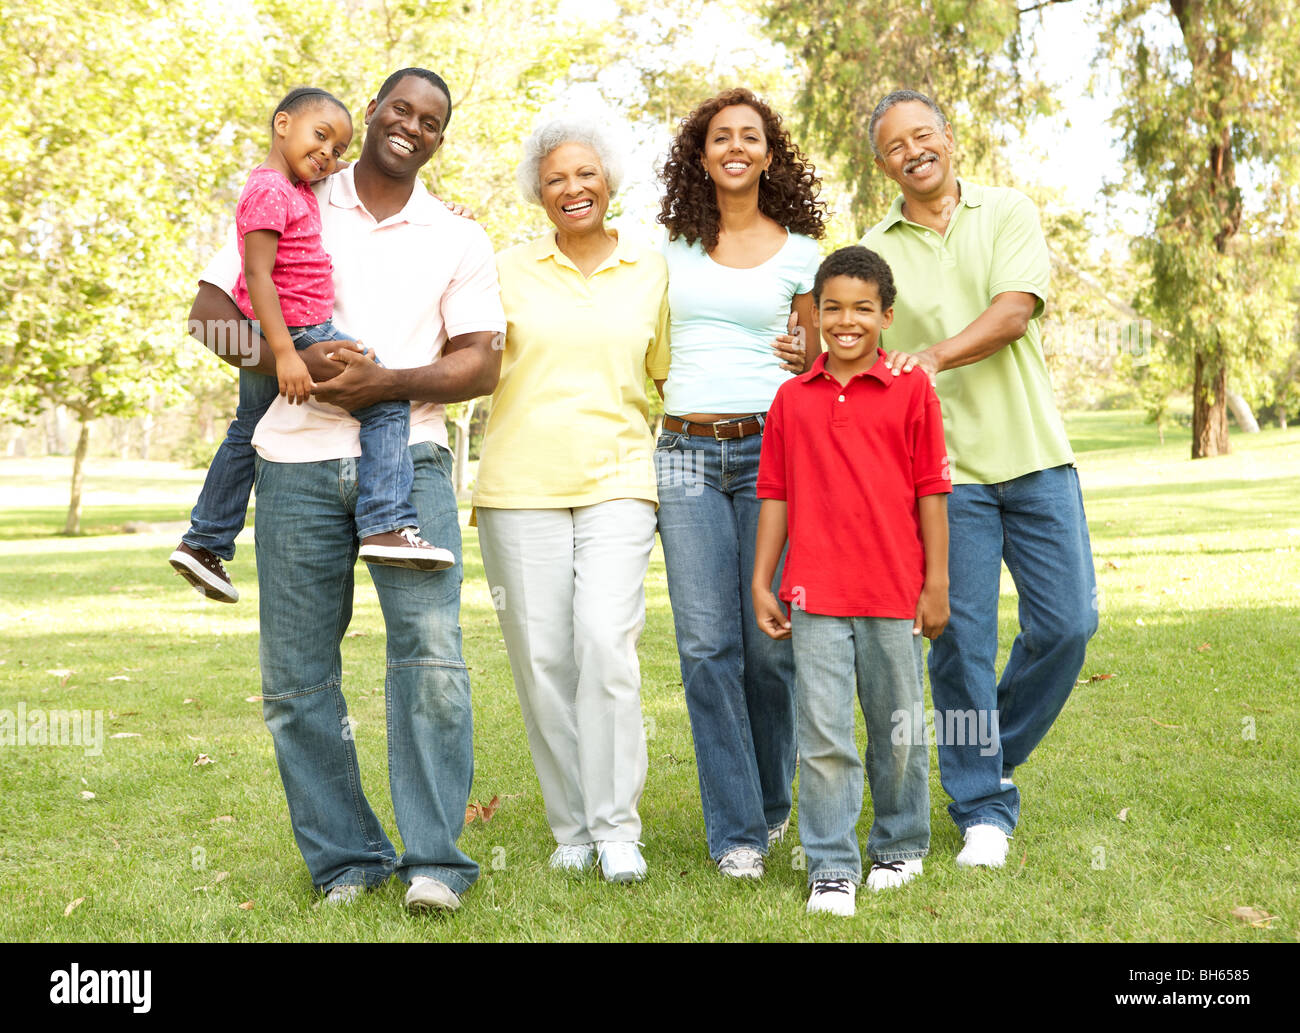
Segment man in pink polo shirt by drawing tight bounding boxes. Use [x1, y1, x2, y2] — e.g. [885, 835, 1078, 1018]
[752, 246, 951, 917]
[186, 68, 505, 913]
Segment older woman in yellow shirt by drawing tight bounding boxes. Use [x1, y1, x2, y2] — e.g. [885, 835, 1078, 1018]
[473, 118, 670, 883]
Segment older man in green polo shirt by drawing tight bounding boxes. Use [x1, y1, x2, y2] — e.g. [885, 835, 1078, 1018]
[861, 89, 1098, 869]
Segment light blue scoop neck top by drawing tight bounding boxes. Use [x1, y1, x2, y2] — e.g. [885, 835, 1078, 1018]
[661, 230, 820, 415]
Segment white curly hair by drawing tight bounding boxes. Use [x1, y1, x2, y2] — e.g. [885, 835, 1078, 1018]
[516, 116, 625, 205]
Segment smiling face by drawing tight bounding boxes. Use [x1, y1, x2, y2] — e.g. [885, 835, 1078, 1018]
[538, 142, 610, 236]
[273, 102, 353, 184]
[702, 104, 771, 192]
[361, 75, 449, 179]
[815, 274, 894, 374]
[872, 99, 956, 203]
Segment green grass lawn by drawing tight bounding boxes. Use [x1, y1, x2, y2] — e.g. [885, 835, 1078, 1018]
[0, 411, 1296, 941]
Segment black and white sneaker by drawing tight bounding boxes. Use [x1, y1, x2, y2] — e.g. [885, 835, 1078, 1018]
[806, 877, 856, 917]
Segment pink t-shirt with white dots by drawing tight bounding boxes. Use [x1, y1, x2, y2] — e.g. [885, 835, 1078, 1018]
[232, 167, 334, 326]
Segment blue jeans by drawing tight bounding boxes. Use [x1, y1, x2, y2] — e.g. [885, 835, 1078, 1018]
[791, 610, 929, 885]
[654, 427, 796, 860]
[929, 464, 1098, 835]
[184, 319, 417, 560]
[252, 441, 477, 894]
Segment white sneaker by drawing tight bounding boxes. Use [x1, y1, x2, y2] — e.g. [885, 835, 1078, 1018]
[767, 818, 790, 848]
[404, 875, 461, 912]
[806, 878, 856, 917]
[315, 883, 361, 909]
[955, 824, 1009, 869]
[549, 843, 596, 872]
[866, 858, 923, 891]
[717, 847, 764, 879]
[596, 841, 647, 883]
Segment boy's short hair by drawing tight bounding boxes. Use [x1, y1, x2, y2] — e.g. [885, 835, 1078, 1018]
[271, 86, 351, 131]
[813, 246, 897, 310]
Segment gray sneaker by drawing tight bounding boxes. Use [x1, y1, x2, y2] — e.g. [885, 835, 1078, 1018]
[717, 847, 764, 879]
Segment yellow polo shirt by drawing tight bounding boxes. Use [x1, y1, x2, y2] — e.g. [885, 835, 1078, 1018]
[472, 231, 670, 512]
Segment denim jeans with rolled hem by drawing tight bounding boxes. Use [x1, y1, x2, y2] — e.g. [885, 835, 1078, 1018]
[252, 441, 478, 895]
[654, 427, 796, 861]
[792, 610, 929, 886]
[183, 318, 417, 559]
[929, 464, 1098, 836]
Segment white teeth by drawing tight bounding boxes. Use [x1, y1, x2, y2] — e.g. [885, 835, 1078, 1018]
[723, 162, 747, 170]
[388, 135, 415, 154]
[562, 200, 593, 213]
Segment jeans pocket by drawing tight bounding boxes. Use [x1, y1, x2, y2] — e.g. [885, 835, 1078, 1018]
[655, 431, 684, 450]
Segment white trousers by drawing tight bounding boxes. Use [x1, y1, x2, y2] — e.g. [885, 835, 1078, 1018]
[477, 500, 656, 844]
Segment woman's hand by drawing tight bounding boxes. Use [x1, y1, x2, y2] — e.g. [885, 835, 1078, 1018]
[770, 310, 806, 373]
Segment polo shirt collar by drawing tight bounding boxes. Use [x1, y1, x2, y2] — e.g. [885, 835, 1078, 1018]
[880, 178, 983, 231]
[798, 348, 893, 386]
[533, 226, 637, 275]
[323, 164, 441, 226]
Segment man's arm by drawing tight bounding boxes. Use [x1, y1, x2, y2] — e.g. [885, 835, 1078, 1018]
[310, 329, 503, 410]
[885, 290, 1037, 380]
[186, 282, 361, 383]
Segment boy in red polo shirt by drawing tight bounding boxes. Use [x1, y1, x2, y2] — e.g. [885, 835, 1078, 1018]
[753, 246, 951, 917]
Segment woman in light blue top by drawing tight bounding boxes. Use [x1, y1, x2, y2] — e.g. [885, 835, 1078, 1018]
[655, 87, 827, 877]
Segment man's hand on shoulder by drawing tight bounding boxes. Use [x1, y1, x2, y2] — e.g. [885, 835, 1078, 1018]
[885, 348, 939, 386]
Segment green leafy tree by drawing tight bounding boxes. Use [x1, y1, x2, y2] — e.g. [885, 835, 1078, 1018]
[1105, 0, 1300, 457]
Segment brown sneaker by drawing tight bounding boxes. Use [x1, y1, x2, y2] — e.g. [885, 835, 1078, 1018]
[358, 527, 454, 571]
[169, 542, 239, 603]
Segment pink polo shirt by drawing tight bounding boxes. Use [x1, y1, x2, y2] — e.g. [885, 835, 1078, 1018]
[231, 168, 334, 327]
[200, 165, 506, 462]
[756, 349, 952, 618]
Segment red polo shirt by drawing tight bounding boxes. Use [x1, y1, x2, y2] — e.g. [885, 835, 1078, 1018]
[757, 349, 951, 617]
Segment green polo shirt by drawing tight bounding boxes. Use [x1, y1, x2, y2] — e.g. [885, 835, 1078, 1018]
[861, 180, 1074, 485]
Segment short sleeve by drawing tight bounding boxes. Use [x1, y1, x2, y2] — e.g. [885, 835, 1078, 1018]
[988, 191, 1050, 319]
[645, 284, 671, 380]
[441, 223, 507, 338]
[235, 178, 292, 237]
[756, 387, 788, 500]
[199, 228, 241, 296]
[910, 377, 953, 498]
[791, 234, 821, 296]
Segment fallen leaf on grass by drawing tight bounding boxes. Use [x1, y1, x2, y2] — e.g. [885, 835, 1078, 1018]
[109, 732, 140, 739]
[245, 695, 263, 703]
[1147, 717, 1180, 730]
[46, 668, 73, 686]
[464, 794, 501, 824]
[193, 753, 214, 766]
[1196, 642, 1211, 652]
[64, 897, 85, 917]
[183, 698, 196, 704]
[80, 791, 96, 801]
[923, 905, 940, 917]
[1105, 560, 1120, 569]
[1117, 807, 1129, 822]
[237, 900, 255, 911]
[1088, 673, 1115, 683]
[345, 631, 368, 638]
[212, 815, 235, 824]
[1231, 906, 1276, 928]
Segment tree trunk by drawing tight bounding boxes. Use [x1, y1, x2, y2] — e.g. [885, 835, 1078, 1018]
[451, 399, 476, 495]
[1192, 349, 1230, 458]
[64, 419, 90, 535]
[1225, 390, 1259, 433]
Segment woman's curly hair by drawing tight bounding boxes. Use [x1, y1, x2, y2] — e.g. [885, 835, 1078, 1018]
[658, 88, 827, 250]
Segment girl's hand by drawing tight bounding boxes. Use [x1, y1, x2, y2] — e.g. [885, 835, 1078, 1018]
[771, 310, 806, 373]
[278, 352, 315, 405]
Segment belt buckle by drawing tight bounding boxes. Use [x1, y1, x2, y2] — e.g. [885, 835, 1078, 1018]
[712, 421, 731, 440]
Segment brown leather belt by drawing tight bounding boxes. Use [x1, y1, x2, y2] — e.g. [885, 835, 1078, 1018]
[663, 414, 766, 440]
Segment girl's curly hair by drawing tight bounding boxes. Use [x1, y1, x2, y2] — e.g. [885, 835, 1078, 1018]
[658, 88, 827, 250]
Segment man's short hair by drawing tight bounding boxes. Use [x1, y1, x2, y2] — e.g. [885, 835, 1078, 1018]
[868, 90, 948, 160]
[375, 67, 453, 129]
[813, 246, 897, 311]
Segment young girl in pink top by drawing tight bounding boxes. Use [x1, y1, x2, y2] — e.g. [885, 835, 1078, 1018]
[171, 87, 450, 602]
